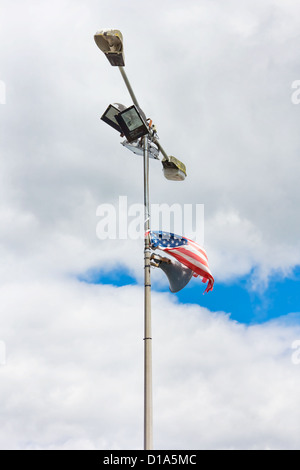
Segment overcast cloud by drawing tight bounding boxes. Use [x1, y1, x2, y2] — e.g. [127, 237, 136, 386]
[1, 0, 300, 449]
[1, 280, 300, 450]
[1, 0, 300, 283]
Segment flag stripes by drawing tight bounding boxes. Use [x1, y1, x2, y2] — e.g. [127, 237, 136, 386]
[150, 231, 214, 293]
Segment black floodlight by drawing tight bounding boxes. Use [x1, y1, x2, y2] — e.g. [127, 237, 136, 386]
[101, 103, 127, 133]
[94, 29, 125, 66]
[115, 105, 149, 143]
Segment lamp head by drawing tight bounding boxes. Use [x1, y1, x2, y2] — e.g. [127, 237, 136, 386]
[94, 29, 125, 66]
[162, 156, 187, 181]
[115, 105, 149, 143]
[101, 103, 127, 133]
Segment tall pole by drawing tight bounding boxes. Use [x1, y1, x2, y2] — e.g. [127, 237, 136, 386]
[118, 66, 153, 449]
[143, 134, 153, 450]
[95, 32, 185, 451]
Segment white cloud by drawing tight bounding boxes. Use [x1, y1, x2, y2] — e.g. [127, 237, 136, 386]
[0, 279, 300, 449]
[0, 0, 300, 286]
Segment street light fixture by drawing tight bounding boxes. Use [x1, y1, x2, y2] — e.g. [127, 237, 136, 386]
[163, 159, 186, 180]
[94, 29, 125, 66]
[162, 155, 187, 181]
[94, 28, 188, 450]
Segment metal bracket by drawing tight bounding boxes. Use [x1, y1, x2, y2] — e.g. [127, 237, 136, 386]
[150, 253, 171, 268]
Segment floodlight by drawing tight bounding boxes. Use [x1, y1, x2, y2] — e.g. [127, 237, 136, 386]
[115, 105, 149, 143]
[101, 103, 127, 133]
[162, 156, 187, 181]
[94, 29, 125, 66]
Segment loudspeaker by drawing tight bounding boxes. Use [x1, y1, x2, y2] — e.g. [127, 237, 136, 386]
[151, 254, 193, 293]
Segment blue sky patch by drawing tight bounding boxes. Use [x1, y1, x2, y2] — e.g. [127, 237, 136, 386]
[79, 266, 300, 325]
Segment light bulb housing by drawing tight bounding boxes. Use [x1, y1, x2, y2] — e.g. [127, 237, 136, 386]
[115, 105, 149, 143]
[101, 103, 127, 133]
[94, 29, 125, 66]
[162, 156, 187, 181]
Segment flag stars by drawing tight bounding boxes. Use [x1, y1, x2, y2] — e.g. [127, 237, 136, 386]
[151, 231, 189, 249]
[150, 230, 214, 293]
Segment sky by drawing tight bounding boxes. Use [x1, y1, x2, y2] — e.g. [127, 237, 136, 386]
[1, 0, 300, 450]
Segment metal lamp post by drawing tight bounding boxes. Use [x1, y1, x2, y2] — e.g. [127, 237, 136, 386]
[94, 29, 186, 450]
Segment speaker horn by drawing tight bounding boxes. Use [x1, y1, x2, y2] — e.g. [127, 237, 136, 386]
[151, 254, 193, 293]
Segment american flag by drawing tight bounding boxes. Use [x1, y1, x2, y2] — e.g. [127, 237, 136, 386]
[150, 231, 214, 293]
